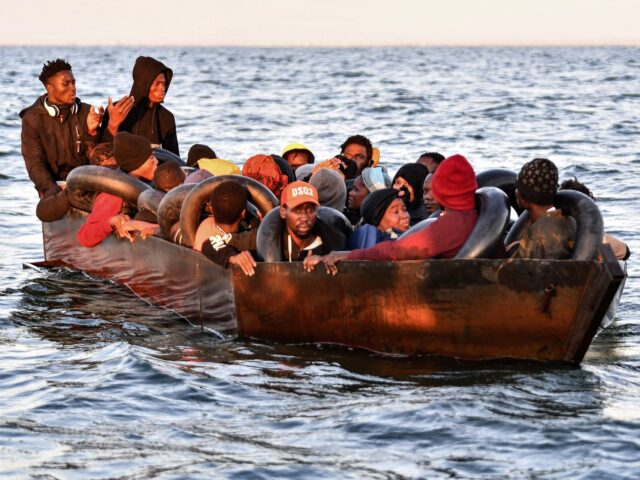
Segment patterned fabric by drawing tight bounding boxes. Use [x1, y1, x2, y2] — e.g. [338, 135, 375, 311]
[513, 210, 576, 259]
[516, 158, 558, 205]
[242, 154, 289, 200]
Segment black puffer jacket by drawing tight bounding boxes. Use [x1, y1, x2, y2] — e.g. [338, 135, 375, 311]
[20, 95, 96, 196]
[101, 56, 179, 155]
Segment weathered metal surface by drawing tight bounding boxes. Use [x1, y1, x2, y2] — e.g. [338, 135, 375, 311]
[43, 209, 236, 333]
[233, 259, 610, 362]
[41, 209, 620, 363]
[563, 244, 626, 361]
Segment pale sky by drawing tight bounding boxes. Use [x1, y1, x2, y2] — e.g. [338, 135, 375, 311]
[1, 0, 639, 47]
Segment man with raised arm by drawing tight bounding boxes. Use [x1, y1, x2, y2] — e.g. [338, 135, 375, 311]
[101, 56, 178, 156]
[20, 58, 133, 222]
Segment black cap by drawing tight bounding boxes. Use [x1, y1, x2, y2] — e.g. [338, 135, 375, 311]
[187, 144, 216, 167]
[113, 132, 152, 173]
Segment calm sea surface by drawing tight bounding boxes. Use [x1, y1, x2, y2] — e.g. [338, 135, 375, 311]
[0, 46, 638, 479]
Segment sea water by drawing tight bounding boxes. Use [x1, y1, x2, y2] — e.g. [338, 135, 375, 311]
[0, 46, 638, 479]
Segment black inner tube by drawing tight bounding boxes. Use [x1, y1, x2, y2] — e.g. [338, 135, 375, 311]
[136, 188, 166, 223]
[178, 175, 279, 248]
[157, 183, 197, 240]
[455, 187, 510, 259]
[66, 165, 150, 212]
[476, 168, 522, 215]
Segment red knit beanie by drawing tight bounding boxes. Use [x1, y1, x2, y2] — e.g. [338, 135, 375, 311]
[431, 154, 477, 210]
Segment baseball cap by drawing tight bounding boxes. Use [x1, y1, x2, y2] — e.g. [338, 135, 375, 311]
[281, 181, 320, 209]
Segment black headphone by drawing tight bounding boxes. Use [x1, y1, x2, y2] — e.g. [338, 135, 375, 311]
[43, 95, 79, 117]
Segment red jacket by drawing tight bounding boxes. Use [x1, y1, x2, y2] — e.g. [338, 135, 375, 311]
[348, 209, 478, 261]
[77, 192, 123, 247]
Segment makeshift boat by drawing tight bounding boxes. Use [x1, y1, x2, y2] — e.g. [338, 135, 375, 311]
[34, 165, 626, 363]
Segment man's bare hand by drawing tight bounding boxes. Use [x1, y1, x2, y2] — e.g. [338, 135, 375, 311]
[110, 214, 132, 241]
[320, 251, 350, 275]
[107, 95, 135, 135]
[229, 251, 257, 276]
[120, 220, 158, 241]
[312, 157, 343, 176]
[86, 105, 104, 135]
[303, 254, 322, 272]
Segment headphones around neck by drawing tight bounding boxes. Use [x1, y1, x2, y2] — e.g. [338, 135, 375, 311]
[44, 95, 79, 117]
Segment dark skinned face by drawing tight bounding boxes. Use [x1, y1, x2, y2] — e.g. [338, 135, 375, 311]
[148, 73, 167, 104]
[347, 175, 369, 210]
[342, 143, 369, 174]
[286, 151, 312, 171]
[46, 70, 76, 105]
[280, 202, 318, 240]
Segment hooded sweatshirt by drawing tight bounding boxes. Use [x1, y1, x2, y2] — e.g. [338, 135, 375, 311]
[20, 95, 97, 196]
[393, 163, 429, 226]
[101, 56, 179, 155]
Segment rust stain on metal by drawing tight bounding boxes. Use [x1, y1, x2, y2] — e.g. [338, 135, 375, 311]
[41, 209, 620, 363]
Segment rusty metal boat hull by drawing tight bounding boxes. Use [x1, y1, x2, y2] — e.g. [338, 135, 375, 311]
[41, 209, 624, 363]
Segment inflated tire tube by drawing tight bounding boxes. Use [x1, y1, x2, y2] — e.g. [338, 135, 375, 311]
[555, 190, 603, 260]
[157, 183, 196, 240]
[476, 168, 522, 215]
[455, 187, 510, 259]
[179, 175, 279, 248]
[256, 208, 283, 262]
[504, 190, 603, 261]
[66, 165, 150, 212]
[137, 188, 166, 222]
[153, 147, 185, 166]
[503, 210, 531, 248]
[400, 217, 438, 238]
[256, 206, 353, 262]
[318, 206, 353, 238]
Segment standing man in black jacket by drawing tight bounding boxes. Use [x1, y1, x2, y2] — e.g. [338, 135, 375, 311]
[20, 58, 132, 221]
[101, 56, 179, 156]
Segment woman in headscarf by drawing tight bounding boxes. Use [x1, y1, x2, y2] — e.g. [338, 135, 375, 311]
[347, 188, 410, 249]
[392, 163, 429, 226]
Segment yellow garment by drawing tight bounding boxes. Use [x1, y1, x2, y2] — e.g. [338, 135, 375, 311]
[282, 143, 315, 163]
[197, 158, 240, 176]
[371, 147, 380, 167]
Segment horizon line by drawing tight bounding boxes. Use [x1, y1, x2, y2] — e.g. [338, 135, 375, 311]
[1, 42, 639, 49]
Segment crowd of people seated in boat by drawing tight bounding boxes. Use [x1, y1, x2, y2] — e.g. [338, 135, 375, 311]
[21, 57, 630, 275]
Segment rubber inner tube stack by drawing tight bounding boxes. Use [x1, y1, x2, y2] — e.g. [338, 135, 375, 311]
[476, 168, 522, 215]
[455, 187, 510, 259]
[156, 183, 197, 242]
[178, 175, 279, 248]
[66, 165, 150, 212]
